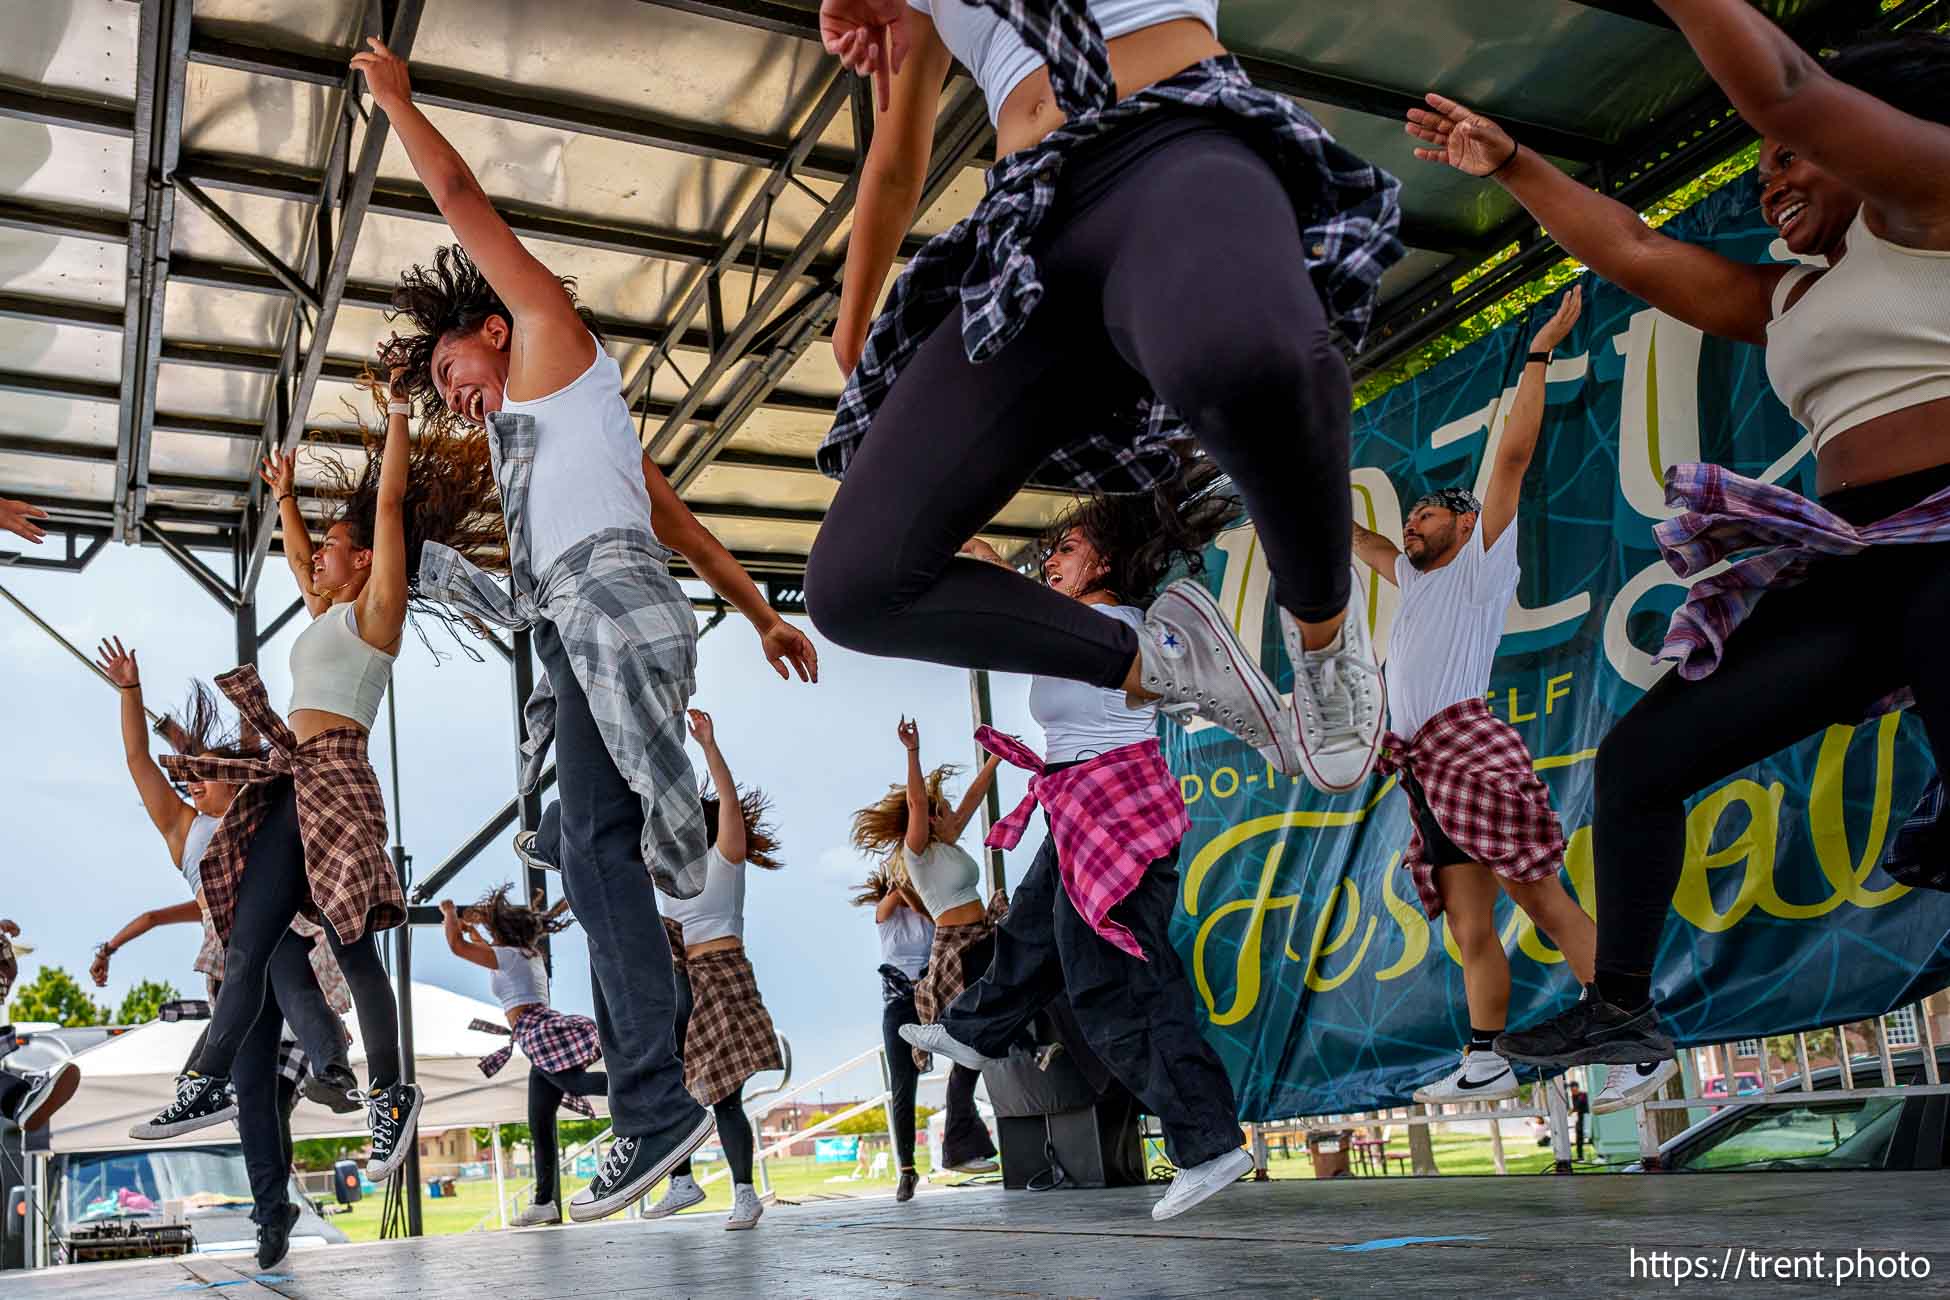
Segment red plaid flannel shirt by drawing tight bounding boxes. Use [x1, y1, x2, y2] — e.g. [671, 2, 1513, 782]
[977, 726, 1188, 961]
[1376, 698, 1566, 919]
[473, 1009, 602, 1117]
[160, 666, 403, 946]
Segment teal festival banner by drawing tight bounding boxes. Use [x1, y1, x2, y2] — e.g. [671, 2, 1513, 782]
[1162, 179, 1950, 1121]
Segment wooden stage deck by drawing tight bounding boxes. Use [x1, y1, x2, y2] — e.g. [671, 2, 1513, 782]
[12, 1171, 1949, 1297]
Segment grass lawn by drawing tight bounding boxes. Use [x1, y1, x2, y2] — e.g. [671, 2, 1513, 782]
[1251, 1127, 1606, 1180]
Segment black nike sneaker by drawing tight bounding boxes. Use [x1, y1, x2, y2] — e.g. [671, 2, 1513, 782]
[130, 1072, 237, 1140]
[256, 1201, 299, 1271]
[1496, 997, 1675, 1068]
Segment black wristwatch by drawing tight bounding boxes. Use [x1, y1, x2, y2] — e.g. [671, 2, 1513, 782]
[1526, 350, 1551, 366]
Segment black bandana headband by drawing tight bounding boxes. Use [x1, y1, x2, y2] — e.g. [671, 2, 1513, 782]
[1412, 487, 1482, 516]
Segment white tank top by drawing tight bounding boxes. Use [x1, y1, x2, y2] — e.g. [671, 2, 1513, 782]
[1028, 603, 1157, 763]
[878, 906, 935, 979]
[899, 840, 983, 918]
[1765, 207, 1950, 455]
[287, 602, 394, 729]
[490, 946, 549, 1012]
[179, 813, 220, 896]
[502, 334, 655, 578]
[662, 848, 746, 946]
[907, 0, 1218, 126]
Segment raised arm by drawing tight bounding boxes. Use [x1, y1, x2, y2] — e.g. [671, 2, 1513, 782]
[355, 369, 411, 652]
[350, 39, 593, 395]
[874, 882, 932, 924]
[938, 752, 1002, 846]
[95, 637, 198, 862]
[641, 455, 818, 683]
[1654, 1, 1950, 243]
[827, 5, 955, 375]
[1481, 286, 1583, 548]
[1350, 523, 1402, 586]
[687, 709, 747, 865]
[259, 452, 329, 617]
[439, 900, 500, 971]
[91, 900, 204, 987]
[1407, 96, 1782, 344]
[898, 717, 931, 856]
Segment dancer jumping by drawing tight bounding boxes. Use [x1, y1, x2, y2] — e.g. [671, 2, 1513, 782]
[136, 369, 430, 1229]
[1409, 10, 1950, 1076]
[807, 0, 1403, 794]
[348, 38, 817, 1222]
[906, 473, 1252, 1221]
[851, 867, 935, 1202]
[440, 888, 601, 1228]
[0, 919, 82, 1135]
[852, 722, 1002, 1174]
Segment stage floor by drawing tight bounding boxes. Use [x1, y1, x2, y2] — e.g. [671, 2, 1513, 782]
[14, 1171, 1949, 1297]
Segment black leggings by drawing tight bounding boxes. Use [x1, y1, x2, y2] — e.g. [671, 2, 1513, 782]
[528, 1064, 606, 1208]
[1594, 463, 1950, 996]
[880, 991, 922, 1170]
[806, 112, 1353, 688]
[192, 782, 401, 1088]
[669, 968, 756, 1186]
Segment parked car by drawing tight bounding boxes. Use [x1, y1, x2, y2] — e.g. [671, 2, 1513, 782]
[1701, 1071, 1765, 1098]
[1632, 1048, 1950, 1173]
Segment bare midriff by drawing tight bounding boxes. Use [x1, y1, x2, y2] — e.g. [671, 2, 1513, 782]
[684, 935, 744, 960]
[1814, 396, 1950, 496]
[289, 709, 369, 746]
[991, 18, 1226, 159]
[507, 1001, 542, 1030]
[933, 901, 987, 927]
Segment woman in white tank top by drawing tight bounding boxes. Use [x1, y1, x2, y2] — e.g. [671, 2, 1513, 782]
[851, 865, 935, 1204]
[849, 721, 1003, 1174]
[1413, 16, 1950, 1075]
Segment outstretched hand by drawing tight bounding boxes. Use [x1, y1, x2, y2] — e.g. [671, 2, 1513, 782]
[349, 37, 413, 114]
[1405, 93, 1517, 177]
[897, 716, 920, 751]
[820, 0, 910, 111]
[0, 496, 48, 544]
[759, 619, 820, 683]
[90, 947, 111, 987]
[1530, 284, 1584, 353]
[95, 636, 140, 689]
[260, 450, 296, 500]
[686, 708, 717, 748]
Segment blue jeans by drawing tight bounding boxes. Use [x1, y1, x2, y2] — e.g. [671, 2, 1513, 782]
[533, 621, 703, 1142]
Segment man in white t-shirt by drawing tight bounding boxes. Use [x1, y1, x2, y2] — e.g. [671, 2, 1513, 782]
[1354, 289, 1663, 1111]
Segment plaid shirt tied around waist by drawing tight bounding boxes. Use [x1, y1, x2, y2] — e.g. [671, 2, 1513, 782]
[1655, 463, 1950, 712]
[472, 1008, 603, 1117]
[816, 0, 1402, 495]
[977, 725, 1188, 960]
[418, 408, 707, 900]
[160, 666, 403, 947]
[1377, 698, 1566, 920]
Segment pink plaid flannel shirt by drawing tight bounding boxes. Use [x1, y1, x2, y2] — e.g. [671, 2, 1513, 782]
[976, 725, 1189, 961]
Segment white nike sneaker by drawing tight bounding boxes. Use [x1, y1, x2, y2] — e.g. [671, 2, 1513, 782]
[511, 1198, 561, 1227]
[1592, 1058, 1679, 1114]
[1151, 1147, 1254, 1221]
[641, 1173, 706, 1219]
[725, 1184, 763, 1231]
[1412, 1050, 1520, 1104]
[1279, 576, 1385, 794]
[897, 1023, 999, 1071]
[1138, 580, 1298, 773]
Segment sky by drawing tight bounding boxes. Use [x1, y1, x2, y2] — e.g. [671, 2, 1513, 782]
[0, 539, 1042, 1111]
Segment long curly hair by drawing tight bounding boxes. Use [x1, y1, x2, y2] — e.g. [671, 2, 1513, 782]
[851, 868, 897, 909]
[1036, 459, 1241, 605]
[849, 765, 959, 862]
[702, 785, 784, 870]
[466, 883, 575, 955]
[154, 681, 263, 761]
[381, 244, 604, 438]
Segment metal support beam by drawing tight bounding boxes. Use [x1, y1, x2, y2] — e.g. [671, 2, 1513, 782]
[969, 669, 1006, 895]
[256, 595, 307, 648]
[234, 597, 258, 668]
[241, 0, 426, 602]
[172, 176, 322, 310]
[115, 0, 194, 543]
[142, 520, 240, 612]
[408, 766, 559, 905]
[512, 629, 548, 961]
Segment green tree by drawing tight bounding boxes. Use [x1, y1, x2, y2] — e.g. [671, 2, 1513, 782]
[115, 978, 180, 1025]
[8, 966, 107, 1028]
[807, 1103, 937, 1139]
[292, 1136, 371, 1171]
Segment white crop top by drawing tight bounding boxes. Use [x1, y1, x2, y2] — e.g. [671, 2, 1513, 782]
[503, 334, 655, 578]
[1029, 603, 1156, 763]
[878, 907, 935, 979]
[179, 813, 220, 897]
[1764, 207, 1950, 455]
[288, 602, 395, 729]
[907, 0, 1219, 126]
[899, 840, 983, 917]
[490, 946, 549, 1012]
[661, 847, 747, 946]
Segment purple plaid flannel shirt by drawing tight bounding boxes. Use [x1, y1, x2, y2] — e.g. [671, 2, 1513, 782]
[817, 0, 1402, 495]
[1656, 463, 1950, 708]
[977, 725, 1188, 960]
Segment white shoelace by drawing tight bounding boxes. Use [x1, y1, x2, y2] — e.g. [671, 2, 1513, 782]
[1302, 648, 1379, 745]
[350, 1087, 403, 1149]
[163, 1074, 209, 1118]
[596, 1137, 637, 1187]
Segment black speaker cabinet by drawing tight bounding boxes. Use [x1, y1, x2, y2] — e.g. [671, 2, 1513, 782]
[996, 1095, 1144, 1190]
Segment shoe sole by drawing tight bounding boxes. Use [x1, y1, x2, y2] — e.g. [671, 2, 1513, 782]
[946, 1160, 997, 1174]
[513, 835, 559, 875]
[639, 1188, 707, 1220]
[258, 1206, 299, 1272]
[897, 1026, 997, 1072]
[1152, 1149, 1254, 1221]
[1591, 1064, 1679, 1115]
[22, 1064, 81, 1132]
[725, 1209, 763, 1231]
[130, 1101, 239, 1141]
[301, 1076, 361, 1115]
[1156, 582, 1296, 774]
[1497, 1035, 1677, 1069]
[364, 1088, 426, 1183]
[570, 1110, 715, 1223]
[1411, 1079, 1520, 1105]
